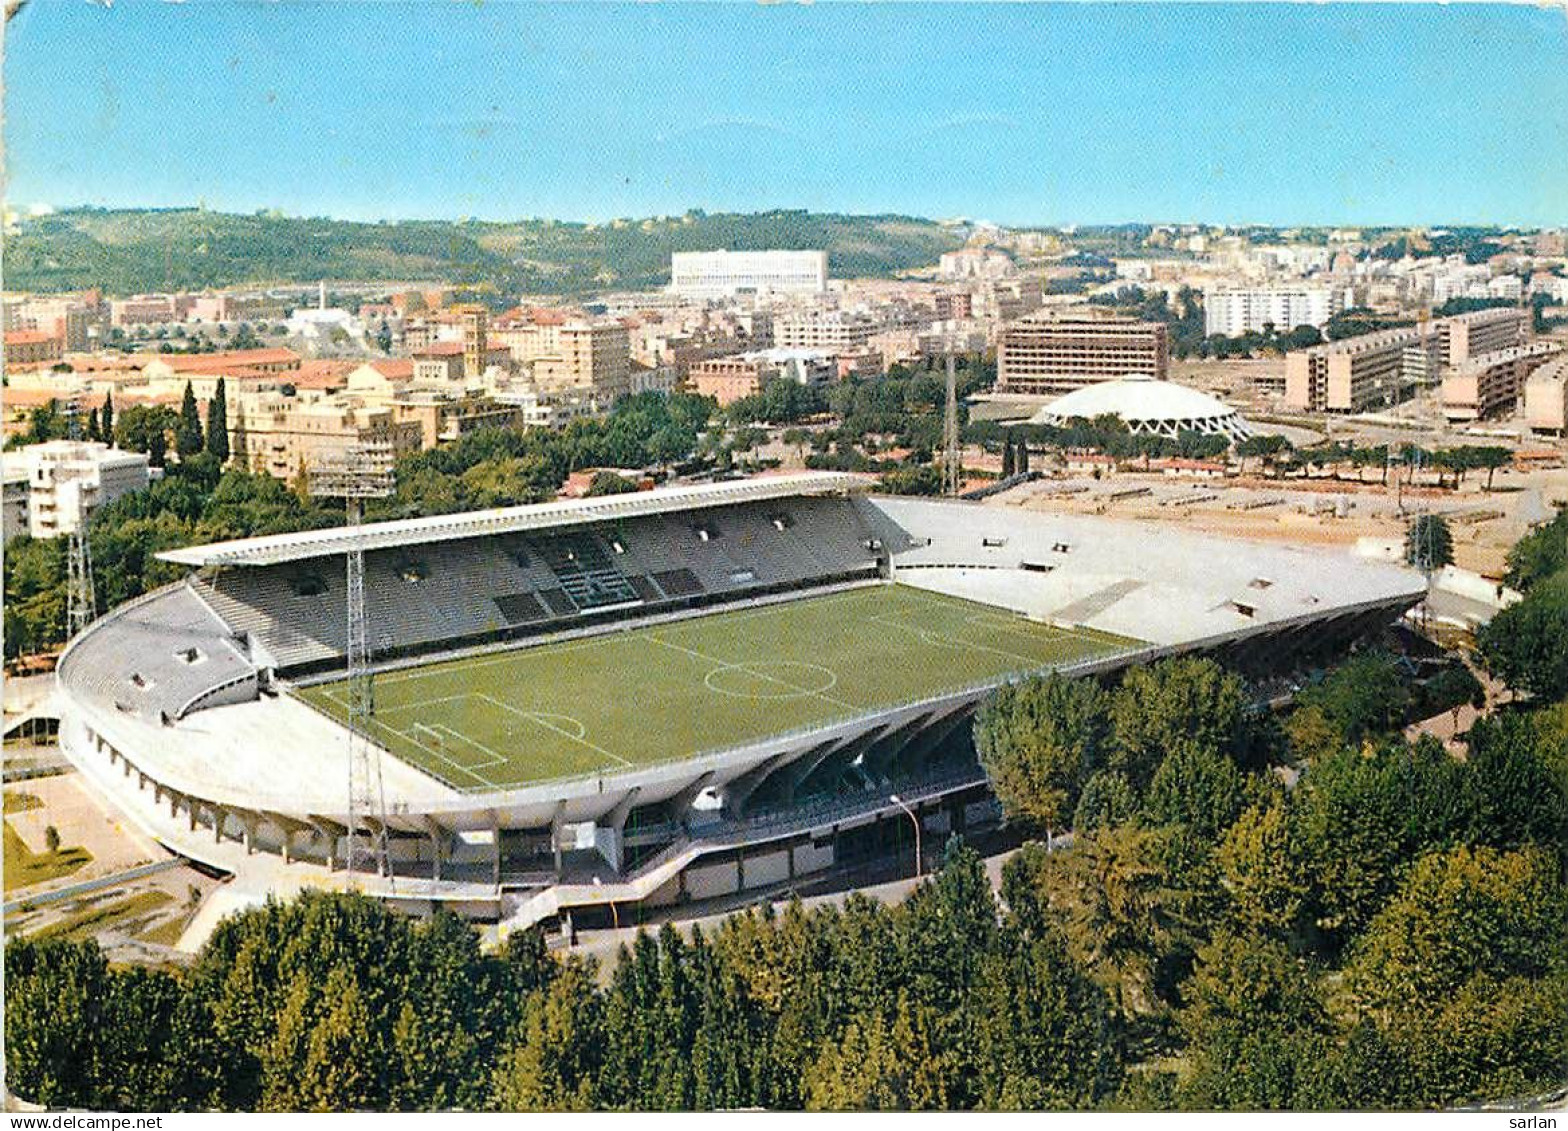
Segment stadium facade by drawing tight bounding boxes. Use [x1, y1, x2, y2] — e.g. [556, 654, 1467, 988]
[50, 473, 1424, 933]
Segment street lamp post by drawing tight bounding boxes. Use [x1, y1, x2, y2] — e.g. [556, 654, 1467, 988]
[889, 793, 922, 879]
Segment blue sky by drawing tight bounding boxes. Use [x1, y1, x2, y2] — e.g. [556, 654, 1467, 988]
[4, 2, 1565, 227]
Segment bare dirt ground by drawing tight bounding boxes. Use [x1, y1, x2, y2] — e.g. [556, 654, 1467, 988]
[1002, 463, 1568, 579]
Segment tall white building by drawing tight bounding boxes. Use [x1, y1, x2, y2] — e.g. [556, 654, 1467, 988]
[1, 441, 151, 539]
[1204, 286, 1345, 337]
[670, 250, 828, 300]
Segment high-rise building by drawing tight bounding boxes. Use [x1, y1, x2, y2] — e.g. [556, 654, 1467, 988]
[1203, 286, 1345, 337]
[997, 311, 1169, 395]
[1286, 307, 1530, 414]
[670, 250, 828, 300]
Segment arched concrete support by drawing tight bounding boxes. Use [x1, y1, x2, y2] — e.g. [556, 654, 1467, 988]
[793, 732, 888, 802]
[309, 816, 348, 871]
[862, 711, 943, 781]
[422, 815, 449, 882]
[722, 745, 821, 819]
[602, 787, 642, 833]
[899, 704, 975, 775]
[549, 802, 567, 877]
[770, 727, 887, 808]
[662, 771, 715, 828]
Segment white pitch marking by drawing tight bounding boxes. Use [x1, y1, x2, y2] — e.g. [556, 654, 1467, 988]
[476, 694, 632, 768]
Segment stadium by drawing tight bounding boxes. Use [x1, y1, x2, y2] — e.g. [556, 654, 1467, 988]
[50, 472, 1424, 932]
[1030, 376, 1254, 439]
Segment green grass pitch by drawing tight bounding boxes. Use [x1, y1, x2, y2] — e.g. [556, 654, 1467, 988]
[294, 583, 1141, 792]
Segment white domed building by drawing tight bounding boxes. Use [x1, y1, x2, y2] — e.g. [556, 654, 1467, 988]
[1030, 376, 1253, 440]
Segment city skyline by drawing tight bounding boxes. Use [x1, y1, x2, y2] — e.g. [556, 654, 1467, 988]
[5, 3, 1567, 229]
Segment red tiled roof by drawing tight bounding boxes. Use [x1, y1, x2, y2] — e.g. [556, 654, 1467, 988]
[157, 348, 299, 370]
[413, 342, 465, 357]
[4, 330, 60, 345]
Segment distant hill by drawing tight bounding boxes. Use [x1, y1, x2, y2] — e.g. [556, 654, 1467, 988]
[3, 207, 967, 296]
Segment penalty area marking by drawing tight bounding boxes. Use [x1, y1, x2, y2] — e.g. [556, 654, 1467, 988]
[475, 694, 631, 768]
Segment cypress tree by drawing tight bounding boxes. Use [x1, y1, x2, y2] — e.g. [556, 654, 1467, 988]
[87, 406, 102, 442]
[206, 378, 230, 462]
[101, 392, 115, 445]
[176, 381, 204, 459]
[1016, 436, 1029, 475]
[1002, 435, 1016, 478]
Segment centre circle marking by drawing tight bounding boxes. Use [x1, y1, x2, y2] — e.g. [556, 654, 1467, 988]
[704, 661, 839, 700]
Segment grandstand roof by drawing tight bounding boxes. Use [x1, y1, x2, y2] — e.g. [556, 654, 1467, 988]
[156, 471, 869, 568]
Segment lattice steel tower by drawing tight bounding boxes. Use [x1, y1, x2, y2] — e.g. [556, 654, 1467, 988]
[943, 355, 962, 497]
[309, 443, 396, 884]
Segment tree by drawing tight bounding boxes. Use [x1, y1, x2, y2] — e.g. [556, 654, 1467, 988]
[1001, 436, 1016, 478]
[975, 673, 1111, 839]
[1405, 514, 1454, 572]
[970, 930, 1122, 1109]
[802, 995, 948, 1110]
[3, 937, 114, 1108]
[101, 392, 115, 446]
[44, 825, 60, 853]
[1294, 650, 1410, 746]
[1461, 710, 1568, 857]
[585, 471, 639, 497]
[1477, 573, 1568, 700]
[86, 406, 102, 442]
[1215, 801, 1312, 942]
[1176, 931, 1334, 1110]
[377, 319, 393, 354]
[176, 381, 204, 459]
[1072, 769, 1139, 833]
[1109, 657, 1248, 790]
[1142, 741, 1249, 844]
[1469, 446, 1512, 492]
[1504, 506, 1567, 593]
[206, 378, 230, 462]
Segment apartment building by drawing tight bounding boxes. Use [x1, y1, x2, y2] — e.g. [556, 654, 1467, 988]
[3, 330, 64, 368]
[1524, 357, 1568, 436]
[773, 309, 879, 353]
[493, 318, 631, 398]
[670, 250, 827, 300]
[1283, 326, 1439, 413]
[450, 303, 490, 380]
[2, 465, 29, 542]
[1435, 306, 1526, 366]
[6, 297, 98, 350]
[1285, 308, 1528, 414]
[1203, 286, 1344, 337]
[997, 311, 1169, 395]
[688, 350, 836, 407]
[1440, 343, 1563, 422]
[186, 293, 286, 325]
[0, 441, 151, 538]
[109, 295, 179, 327]
[229, 390, 423, 481]
[937, 248, 1017, 280]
